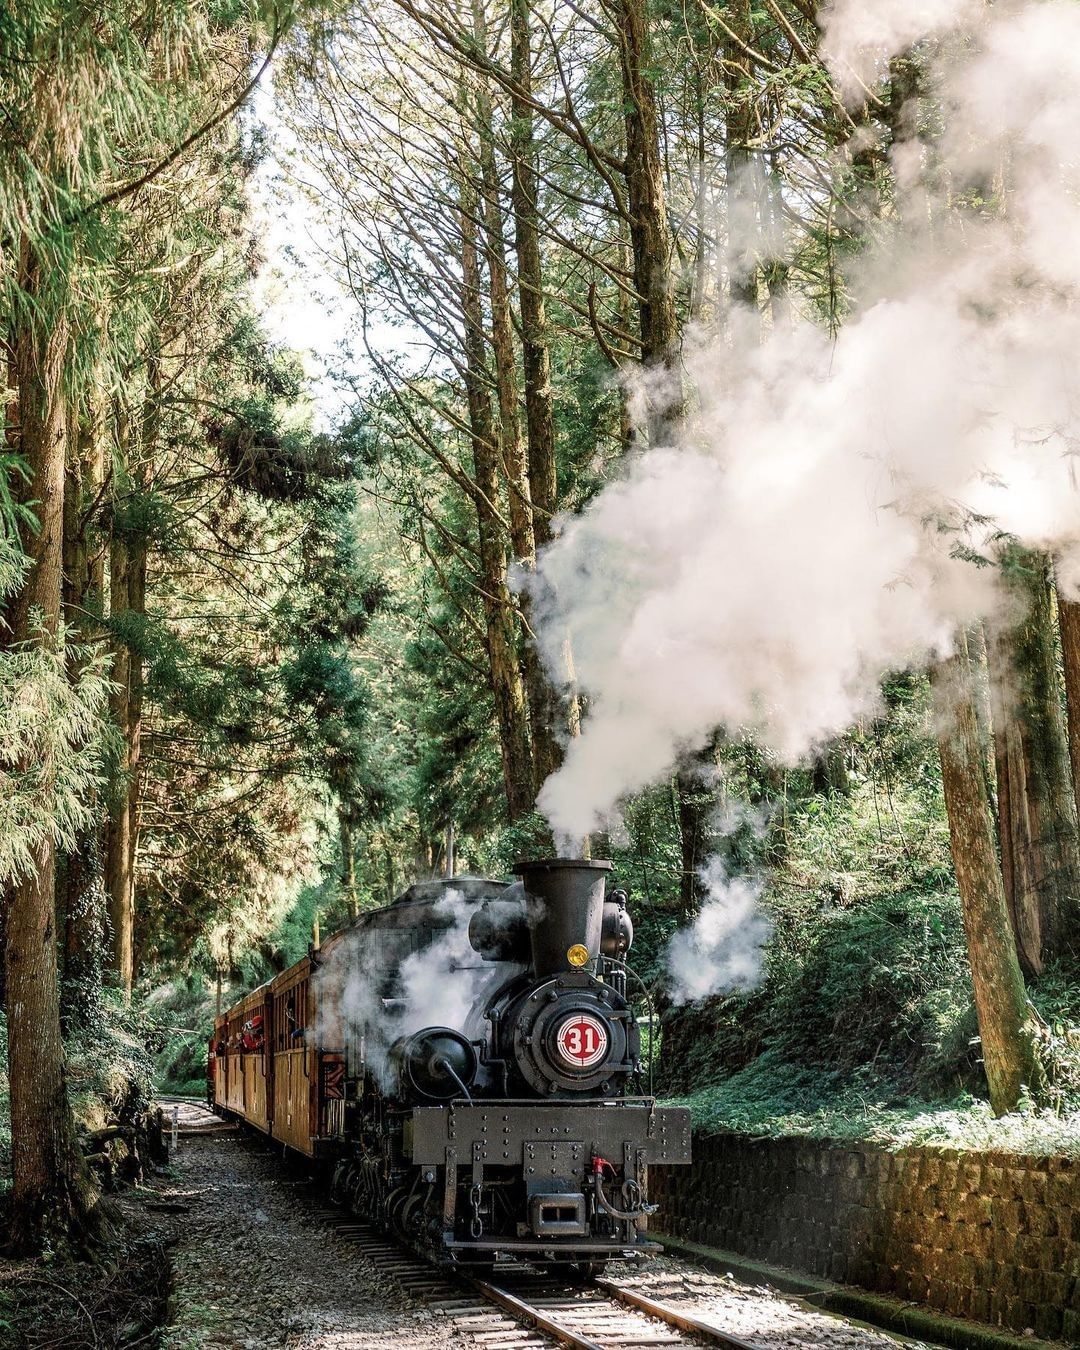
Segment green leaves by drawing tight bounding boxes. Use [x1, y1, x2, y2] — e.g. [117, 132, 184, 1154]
[0, 628, 115, 886]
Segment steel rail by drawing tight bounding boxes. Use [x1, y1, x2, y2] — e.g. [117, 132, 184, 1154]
[470, 1277, 608, 1350]
[596, 1277, 767, 1350]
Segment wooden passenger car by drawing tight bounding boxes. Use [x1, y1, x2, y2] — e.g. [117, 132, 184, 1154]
[210, 1014, 227, 1110]
[238, 984, 271, 1133]
[267, 958, 316, 1154]
[225, 1005, 245, 1114]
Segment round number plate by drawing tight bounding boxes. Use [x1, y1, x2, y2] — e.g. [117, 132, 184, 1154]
[555, 1013, 609, 1069]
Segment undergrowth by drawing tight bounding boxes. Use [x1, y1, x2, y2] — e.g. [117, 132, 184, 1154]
[655, 675, 1080, 1148]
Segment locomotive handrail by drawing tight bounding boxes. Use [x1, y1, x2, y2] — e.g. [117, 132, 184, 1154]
[603, 956, 656, 1097]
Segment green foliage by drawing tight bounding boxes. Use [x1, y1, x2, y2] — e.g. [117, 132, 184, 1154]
[0, 632, 115, 886]
[670, 1065, 1080, 1157]
[65, 992, 157, 1125]
[0, 989, 158, 1180]
[150, 975, 222, 1094]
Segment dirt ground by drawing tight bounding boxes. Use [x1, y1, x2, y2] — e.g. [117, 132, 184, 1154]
[146, 1124, 441, 1349]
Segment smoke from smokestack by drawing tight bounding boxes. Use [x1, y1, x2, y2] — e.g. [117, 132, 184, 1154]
[529, 0, 1080, 853]
[315, 889, 505, 1089]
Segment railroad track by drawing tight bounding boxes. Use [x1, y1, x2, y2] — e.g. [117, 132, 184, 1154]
[154, 1096, 237, 1136]
[322, 1211, 767, 1350]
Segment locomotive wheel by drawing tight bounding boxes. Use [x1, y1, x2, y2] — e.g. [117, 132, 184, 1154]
[397, 1191, 426, 1243]
[385, 1184, 410, 1237]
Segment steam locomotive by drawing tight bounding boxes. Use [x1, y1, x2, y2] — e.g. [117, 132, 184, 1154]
[209, 859, 691, 1273]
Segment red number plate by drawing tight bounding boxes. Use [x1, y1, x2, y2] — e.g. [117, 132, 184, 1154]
[555, 1013, 609, 1068]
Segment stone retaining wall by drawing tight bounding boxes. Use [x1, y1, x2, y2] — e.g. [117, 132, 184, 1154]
[651, 1132, 1080, 1342]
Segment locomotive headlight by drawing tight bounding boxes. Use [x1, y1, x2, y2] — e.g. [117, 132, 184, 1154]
[566, 943, 589, 967]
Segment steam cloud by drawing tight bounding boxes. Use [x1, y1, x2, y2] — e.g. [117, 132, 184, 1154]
[316, 889, 506, 1089]
[666, 861, 773, 1007]
[532, 0, 1080, 852]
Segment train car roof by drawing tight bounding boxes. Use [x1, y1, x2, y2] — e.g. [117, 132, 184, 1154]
[351, 874, 508, 921]
[237, 985, 268, 1013]
[222, 875, 511, 1020]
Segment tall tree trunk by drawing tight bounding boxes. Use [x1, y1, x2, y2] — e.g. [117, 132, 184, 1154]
[675, 765, 712, 922]
[764, 142, 791, 328]
[1056, 585, 1080, 820]
[987, 549, 1080, 975]
[473, 40, 562, 793]
[508, 0, 579, 786]
[5, 245, 101, 1252]
[930, 641, 1041, 1114]
[458, 165, 534, 819]
[723, 0, 759, 312]
[340, 816, 360, 919]
[509, 0, 557, 551]
[60, 400, 106, 1022]
[690, 79, 709, 323]
[612, 0, 679, 438]
[104, 526, 143, 997]
[104, 373, 155, 996]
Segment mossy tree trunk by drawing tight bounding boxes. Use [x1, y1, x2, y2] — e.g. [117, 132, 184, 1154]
[930, 640, 1041, 1114]
[986, 549, 1080, 975]
[1055, 585, 1080, 821]
[5, 244, 103, 1253]
[458, 164, 534, 820]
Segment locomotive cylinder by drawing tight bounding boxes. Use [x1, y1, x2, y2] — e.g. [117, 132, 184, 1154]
[513, 858, 611, 976]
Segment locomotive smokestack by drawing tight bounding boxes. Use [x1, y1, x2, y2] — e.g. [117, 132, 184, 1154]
[513, 858, 611, 977]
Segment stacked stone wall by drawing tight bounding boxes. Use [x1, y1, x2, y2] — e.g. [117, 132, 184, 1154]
[652, 1133, 1079, 1342]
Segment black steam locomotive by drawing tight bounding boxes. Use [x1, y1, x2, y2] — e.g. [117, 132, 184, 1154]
[210, 859, 691, 1274]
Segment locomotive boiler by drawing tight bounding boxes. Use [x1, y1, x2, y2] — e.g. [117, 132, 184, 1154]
[209, 859, 691, 1274]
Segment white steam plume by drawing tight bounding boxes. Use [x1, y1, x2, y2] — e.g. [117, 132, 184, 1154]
[666, 861, 773, 1006]
[532, 0, 1080, 844]
[819, 0, 978, 100]
[316, 889, 505, 1090]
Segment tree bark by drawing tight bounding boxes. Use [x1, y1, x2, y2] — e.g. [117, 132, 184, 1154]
[458, 163, 535, 819]
[105, 368, 155, 996]
[60, 401, 106, 1019]
[507, 0, 580, 788]
[611, 0, 679, 434]
[986, 550, 1080, 975]
[676, 765, 712, 923]
[723, 0, 759, 312]
[473, 34, 562, 793]
[1056, 586, 1080, 820]
[104, 524, 146, 998]
[340, 816, 360, 919]
[509, 0, 557, 551]
[929, 642, 1040, 1114]
[5, 243, 101, 1252]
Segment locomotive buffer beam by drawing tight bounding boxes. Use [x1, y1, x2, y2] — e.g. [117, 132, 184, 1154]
[407, 1100, 691, 1252]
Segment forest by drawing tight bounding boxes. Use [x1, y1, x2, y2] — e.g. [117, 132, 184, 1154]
[1, 0, 1080, 1324]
